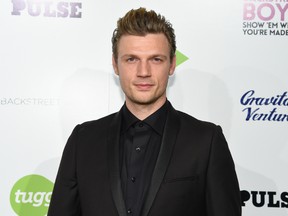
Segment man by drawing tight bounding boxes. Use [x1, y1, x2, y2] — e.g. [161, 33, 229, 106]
[48, 7, 241, 216]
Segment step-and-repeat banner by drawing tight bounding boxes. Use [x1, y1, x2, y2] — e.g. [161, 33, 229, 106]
[1, 0, 288, 215]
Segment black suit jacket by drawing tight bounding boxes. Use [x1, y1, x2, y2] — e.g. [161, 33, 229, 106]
[48, 102, 241, 216]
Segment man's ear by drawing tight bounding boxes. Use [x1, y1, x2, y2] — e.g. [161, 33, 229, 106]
[112, 55, 119, 75]
[169, 55, 176, 76]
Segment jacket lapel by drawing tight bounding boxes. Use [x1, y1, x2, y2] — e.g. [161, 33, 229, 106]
[108, 111, 127, 216]
[141, 104, 181, 216]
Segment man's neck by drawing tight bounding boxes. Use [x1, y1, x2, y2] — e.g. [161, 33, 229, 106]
[125, 98, 167, 120]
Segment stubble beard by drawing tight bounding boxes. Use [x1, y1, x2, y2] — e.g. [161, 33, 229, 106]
[124, 89, 167, 107]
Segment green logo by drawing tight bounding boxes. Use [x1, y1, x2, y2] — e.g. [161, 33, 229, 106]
[10, 174, 54, 216]
[176, 50, 189, 67]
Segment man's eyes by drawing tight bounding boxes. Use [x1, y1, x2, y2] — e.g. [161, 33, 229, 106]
[126, 57, 137, 62]
[152, 57, 163, 62]
[125, 57, 164, 63]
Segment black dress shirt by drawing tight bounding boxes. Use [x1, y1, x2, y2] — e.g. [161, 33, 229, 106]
[120, 101, 168, 216]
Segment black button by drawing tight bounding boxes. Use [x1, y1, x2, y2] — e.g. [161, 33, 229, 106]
[131, 177, 136, 182]
[139, 123, 143, 127]
[127, 208, 132, 214]
[135, 147, 141, 152]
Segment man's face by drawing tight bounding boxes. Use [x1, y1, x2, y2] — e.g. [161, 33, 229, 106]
[112, 33, 176, 107]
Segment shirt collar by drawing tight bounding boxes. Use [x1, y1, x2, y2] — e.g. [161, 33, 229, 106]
[121, 100, 168, 135]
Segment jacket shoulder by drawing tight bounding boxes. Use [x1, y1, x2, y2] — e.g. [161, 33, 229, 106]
[176, 110, 218, 131]
[75, 112, 118, 134]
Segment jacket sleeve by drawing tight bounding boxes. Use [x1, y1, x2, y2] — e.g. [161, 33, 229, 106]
[205, 126, 242, 216]
[48, 125, 81, 216]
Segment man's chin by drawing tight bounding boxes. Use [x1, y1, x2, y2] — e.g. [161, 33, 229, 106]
[126, 95, 165, 106]
[130, 99, 155, 105]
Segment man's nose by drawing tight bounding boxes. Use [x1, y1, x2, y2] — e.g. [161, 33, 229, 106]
[136, 61, 151, 77]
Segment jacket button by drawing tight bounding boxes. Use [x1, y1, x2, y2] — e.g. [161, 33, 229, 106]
[127, 208, 132, 214]
[131, 177, 136, 182]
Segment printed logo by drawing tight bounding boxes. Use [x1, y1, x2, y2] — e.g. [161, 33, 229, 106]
[242, 0, 288, 36]
[11, 0, 82, 18]
[10, 174, 54, 216]
[241, 190, 288, 208]
[175, 50, 188, 67]
[240, 90, 288, 121]
[0, 98, 59, 106]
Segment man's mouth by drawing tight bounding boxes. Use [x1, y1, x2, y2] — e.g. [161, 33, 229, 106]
[134, 83, 154, 90]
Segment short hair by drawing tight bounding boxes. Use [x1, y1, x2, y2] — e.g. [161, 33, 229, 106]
[112, 7, 176, 61]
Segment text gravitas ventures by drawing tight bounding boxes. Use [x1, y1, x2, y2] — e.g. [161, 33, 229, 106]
[240, 90, 288, 121]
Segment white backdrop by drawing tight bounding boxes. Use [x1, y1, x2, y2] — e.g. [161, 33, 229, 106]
[1, 0, 288, 215]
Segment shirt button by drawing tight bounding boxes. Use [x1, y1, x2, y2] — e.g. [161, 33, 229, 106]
[127, 208, 132, 214]
[139, 123, 143, 127]
[131, 177, 136, 182]
[135, 147, 141, 152]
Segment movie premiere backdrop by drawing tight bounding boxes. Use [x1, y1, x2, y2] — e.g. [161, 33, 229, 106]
[1, 0, 288, 215]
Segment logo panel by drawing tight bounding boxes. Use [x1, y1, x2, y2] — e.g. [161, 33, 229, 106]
[10, 174, 54, 216]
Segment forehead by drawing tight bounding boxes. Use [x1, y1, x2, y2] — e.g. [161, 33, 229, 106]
[117, 33, 170, 56]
